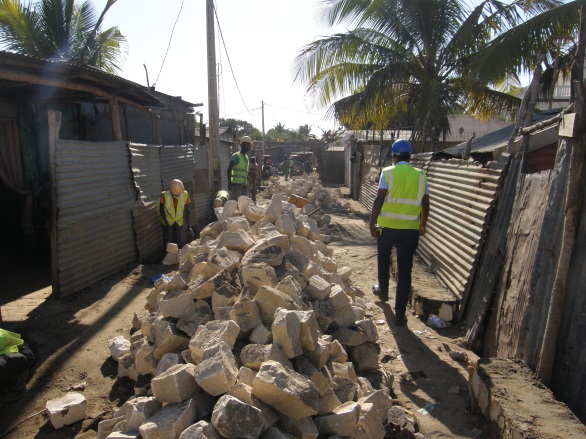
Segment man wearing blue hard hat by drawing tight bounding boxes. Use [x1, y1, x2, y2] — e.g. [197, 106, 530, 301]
[369, 139, 430, 326]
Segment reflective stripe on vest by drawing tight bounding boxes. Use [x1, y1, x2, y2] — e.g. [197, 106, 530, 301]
[377, 164, 426, 230]
[231, 152, 249, 184]
[161, 191, 188, 226]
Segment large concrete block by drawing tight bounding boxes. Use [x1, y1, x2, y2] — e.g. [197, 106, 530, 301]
[349, 343, 379, 373]
[227, 383, 280, 429]
[242, 240, 285, 267]
[252, 360, 319, 420]
[121, 396, 162, 432]
[206, 247, 243, 277]
[193, 342, 239, 396]
[139, 398, 197, 439]
[229, 300, 261, 337]
[305, 275, 331, 301]
[189, 320, 240, 363]
[223, 216, 251, 232]
[241, 262, 278, 294]
[211, 395, 265, 439]
[254, 286, 301, 324]
[158, 290, 194, 319]
[332, 376, 357, 404]
[177, 300, 212, 337]
[358, 390, 392, 425]
[249, 323, 273, 344]
[263, 195, 283, 223]
[135, 344, 157, 376]
[292, 310, 318, 351]
[152, 319, 190, 361]
[151, 363, 199, 403]
[108, 336, 131, 361]
[318, 387, 342, 415]
[302, 336, 331, 370]
[188, 269, 232, 300]
[272, 308, 302, 358]
[278, 415, 319, 439]
[97, 415, 124, 439]
[218, 230, 256, 253]
[275, 213, 296, 236]
[334, 328, 366, 347]
[357, 402, 385, 439]
[355, 319, 378, 343]
[293, 357, 330, 396]
[178, 420, 222, 439]
[314, 401, 360, 437]
[239, 343, 292, 371]
[275, 275, 303, 305]
[46, 392, 87, 429]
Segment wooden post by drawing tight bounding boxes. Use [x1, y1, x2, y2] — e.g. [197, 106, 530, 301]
[48, 110, 62, 298]
[109, 97, 122, 141]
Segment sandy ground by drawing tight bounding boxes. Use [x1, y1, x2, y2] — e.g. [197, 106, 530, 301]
[0, 191, 491, 439]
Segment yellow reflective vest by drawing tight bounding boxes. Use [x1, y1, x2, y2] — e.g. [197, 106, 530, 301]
[377, 164, 426, 230]
[161, 191, 188, 226]
[230, 152, 249, 185]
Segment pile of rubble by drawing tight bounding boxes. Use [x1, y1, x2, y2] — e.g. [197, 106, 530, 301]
[97, 194, 414, 439]
[260, 174, 359, 238]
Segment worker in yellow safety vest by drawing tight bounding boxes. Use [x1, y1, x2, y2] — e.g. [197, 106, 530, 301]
[160, 179, 192, 249]
[227, 136, 251, 200]
[369, 139, 430, 326]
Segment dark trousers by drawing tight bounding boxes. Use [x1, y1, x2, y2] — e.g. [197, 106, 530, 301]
[162, 223, 182, 249]
[249, 182, 258, 203]
[0, 343, 35, 384]
[376, 228, 420, 314]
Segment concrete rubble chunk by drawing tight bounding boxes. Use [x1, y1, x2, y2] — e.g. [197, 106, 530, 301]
[246, 204, 266, 222]
[292, 310, 318, 351]
[252, 360, 319, 420]
[193, 341, 239, 396]
[272, 308, 302, 358]
[238, 195, 252, 215]
[338, 265, 352, 282]
[355, 319, 378, 343]
[358, 390, 392, 424]
[278, 415, 319, 439]
[105, 432, 139, 439]
[249, 323, 273, 344]
[151, 363, 199, 403]
[275, 213, 296, 236]
[189, 320, 240, 363]
[275, 275, 303, 304]
[263, 194, 284, 222]
[108, 335, 131, 362]
[223, 216, 251, 232]
[349, 343, 380, 372]
[120, 396, 162, 432]
[289, 235, 315, 260]
[152, 319, 190, 361]
[218, 230, 256, 253]
[211, 394, 266, 439]
[200, 221, 223, 239]
[242, 240, 286, 267]
[331, 362, 358, 384]
[285, 249, 313, 278]
[220, 200, 238, 221]
[166, 242, 179, 254]
[238, 367, 258, 387]
[357, 377, 375, 398]
[321, 257, 337, 273]
[46, 392, 87, 429]
[293, 357, 330, 396]
[388, 405, 407, 427]
[177, 300, 212, 337]
[240, 343, 292, 371]
[139, 398, 197, 439]
[97, 415, 124, 439]
[334, 328, 366, 347]
[259, 426, 296, 439]
[303, 337, 331, 369]
[206, 247, 243, 276]
[305, 275, 331, 301]
[227, 383, 280, 429]
[178, 420, 222, 439]
[135, 344, 157, 376]
[168, 273, 189, 290]
[230, 300, 262, 337]
[242, 262, 278, 295]
[330, 339, 348, 363]
[328, 285, 351, 309]
[357, 402, 386, 439]
[158, 290, 194, 319]
[155, 352, 184, 376]
[333, 376, 357, 403]
[314, 401, 360, 437]
[254, 286, 301, 325]
[188, 269, 232, 300]
[318, 387, 343, 415]
[118, 353, 138, 381]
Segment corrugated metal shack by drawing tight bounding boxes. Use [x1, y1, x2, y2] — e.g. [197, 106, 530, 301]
[0, 51, 233, 298]
[349, 109, 586, 422]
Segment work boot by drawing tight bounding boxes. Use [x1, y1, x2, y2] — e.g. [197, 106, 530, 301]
[395, 311, 407, 326]
[372, 285, 388, 302]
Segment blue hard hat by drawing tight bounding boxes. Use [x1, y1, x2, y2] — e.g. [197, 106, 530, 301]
[391, 139, 412, 155]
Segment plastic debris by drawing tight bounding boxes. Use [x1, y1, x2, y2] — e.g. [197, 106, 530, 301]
[426, 314, 448, 329]
[417, 401, 440, 416]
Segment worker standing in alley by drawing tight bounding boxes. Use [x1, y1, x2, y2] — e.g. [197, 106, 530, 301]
[228, 136, 251, 199]
[369, 139, 430, 326]
[160, 179, 192, 249]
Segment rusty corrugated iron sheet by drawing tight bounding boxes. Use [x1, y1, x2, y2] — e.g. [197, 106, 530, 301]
[132, 201, 163, 262]
[55, 140, 137, 296]
[129, 143, 163, 201]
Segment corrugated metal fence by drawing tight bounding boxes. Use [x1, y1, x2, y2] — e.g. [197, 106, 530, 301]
[55, 140, 138, 296]
[54, 141, 213, 296]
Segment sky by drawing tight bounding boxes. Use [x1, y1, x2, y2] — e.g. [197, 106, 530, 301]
[95, 0, 345, 136]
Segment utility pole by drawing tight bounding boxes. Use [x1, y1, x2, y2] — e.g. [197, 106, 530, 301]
[262, 100, 266, 156]
[206, 0, 221, 191]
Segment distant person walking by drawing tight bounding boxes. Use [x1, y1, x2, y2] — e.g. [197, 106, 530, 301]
[248, 157, 261, 203]
[228, 136, 251, 199]
[369, 139, 430, 326]
[160, 179, 192, 249]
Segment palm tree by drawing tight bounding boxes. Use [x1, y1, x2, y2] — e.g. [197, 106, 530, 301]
[293, 0, 579, 151]
[0, 0, 127, 74]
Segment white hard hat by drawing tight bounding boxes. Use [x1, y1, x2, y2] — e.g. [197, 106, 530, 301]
[240, 135, 252, 144]
[169, 179, 184, 196]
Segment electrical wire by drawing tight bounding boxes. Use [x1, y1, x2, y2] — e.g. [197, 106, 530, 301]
[153, 0, 185, 88]
[264, 102, 327, 118]
[213, 3, 255, 116]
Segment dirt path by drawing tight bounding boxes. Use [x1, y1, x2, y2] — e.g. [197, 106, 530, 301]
[0, 201, 489, 438]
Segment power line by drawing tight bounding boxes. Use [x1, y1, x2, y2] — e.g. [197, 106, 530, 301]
[213, 3, 255, 116]
[153, 0, 185, 87]
[264, 102, 327, 118]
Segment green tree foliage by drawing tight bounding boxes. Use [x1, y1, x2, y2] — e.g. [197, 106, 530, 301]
[293, 0, 579, 149]
[0, 0, 127, 73]
[219, 118, 261, 140]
